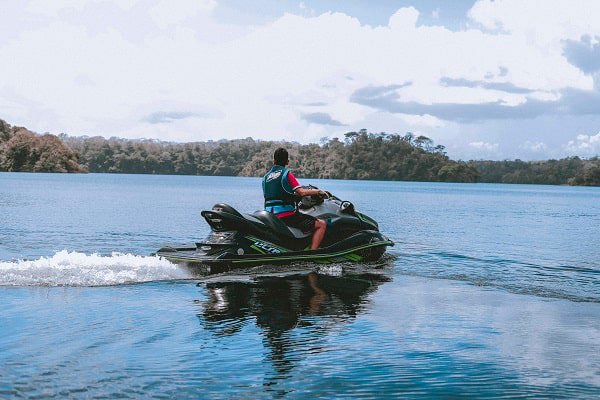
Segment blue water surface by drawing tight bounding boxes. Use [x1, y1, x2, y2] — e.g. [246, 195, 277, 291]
[1, 172, 599, 398]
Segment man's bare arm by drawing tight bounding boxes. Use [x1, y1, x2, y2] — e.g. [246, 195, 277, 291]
[295, 187, 328, 197]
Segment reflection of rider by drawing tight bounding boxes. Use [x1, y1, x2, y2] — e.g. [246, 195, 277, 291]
[307, 272, 326, 315]
[262, 147, 327, 250]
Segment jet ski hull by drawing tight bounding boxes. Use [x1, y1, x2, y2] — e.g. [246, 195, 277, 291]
[157, 230, 393, 268]
[156, 190, 394, 269]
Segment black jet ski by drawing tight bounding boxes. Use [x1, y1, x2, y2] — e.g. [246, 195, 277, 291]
[156, 187, 393, 268]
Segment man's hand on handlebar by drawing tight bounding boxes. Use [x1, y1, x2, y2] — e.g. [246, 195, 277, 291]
[294, 187, 330, 198]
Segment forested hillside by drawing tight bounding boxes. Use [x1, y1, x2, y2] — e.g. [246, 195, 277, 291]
[0, 120, 84, 172]
[469, 158, 600, 186]
[1, 118, 599, 186]
[62, 129, 479, 182]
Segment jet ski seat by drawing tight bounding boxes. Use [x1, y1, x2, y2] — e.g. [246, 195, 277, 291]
[252, 211, 312, 239]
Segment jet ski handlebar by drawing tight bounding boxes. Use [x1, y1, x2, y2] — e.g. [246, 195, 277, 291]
[298, 186, 356, 215]
[296, 185, 334, 208]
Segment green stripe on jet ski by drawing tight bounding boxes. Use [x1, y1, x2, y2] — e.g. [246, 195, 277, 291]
[229, 241, 392, 264]
[158, 241, 393, 265]
[344, 253, 362, 262]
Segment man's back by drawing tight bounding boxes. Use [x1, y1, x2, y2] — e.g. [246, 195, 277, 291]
[263, 147, 327, 250]
[262, 164, 299, 218]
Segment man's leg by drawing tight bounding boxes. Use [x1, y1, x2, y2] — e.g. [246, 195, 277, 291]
[310, 218, 326, 250]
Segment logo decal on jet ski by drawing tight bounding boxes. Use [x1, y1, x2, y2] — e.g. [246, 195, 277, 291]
[265, 170, 282, 182]
[245, 236, 288, 254]
[252, 241, 282, 254]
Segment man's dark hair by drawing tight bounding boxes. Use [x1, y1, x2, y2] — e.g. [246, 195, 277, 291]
[274, 148, 288, 166]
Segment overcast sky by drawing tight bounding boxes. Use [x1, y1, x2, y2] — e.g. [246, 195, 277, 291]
[2, 0, 600, 160]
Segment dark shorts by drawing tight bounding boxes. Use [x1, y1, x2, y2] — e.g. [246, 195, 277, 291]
[279, 212, 317, 233]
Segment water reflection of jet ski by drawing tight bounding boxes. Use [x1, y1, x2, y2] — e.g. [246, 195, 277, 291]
[156, 187, 393, 268]
[197, 272, 391, 381]
[199, 272, 389, 338]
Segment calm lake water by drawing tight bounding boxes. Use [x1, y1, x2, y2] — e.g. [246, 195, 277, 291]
[1, 172, 599, 398]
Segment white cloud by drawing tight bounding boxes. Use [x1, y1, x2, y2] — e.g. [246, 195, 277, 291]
[149, 0, 216, 29]
[459, 141, 501, 159]
[0, 0, 600, 160]
[520, 141, 547, 152]
[469, 0, 600, 42]
[388, 7, 419, 30]
[25, 0, 142, 17]
[398, 114, 445, 128]
[25, 0, 88, 16]
[565, 132, 600, 156]
[469, 141, 499, 151]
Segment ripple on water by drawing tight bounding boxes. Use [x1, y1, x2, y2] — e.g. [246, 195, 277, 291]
[388, 247, 600, 303]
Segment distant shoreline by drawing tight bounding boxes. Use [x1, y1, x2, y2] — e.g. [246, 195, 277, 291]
[1, 119, 599, 186]
[3, 170, 600, 190]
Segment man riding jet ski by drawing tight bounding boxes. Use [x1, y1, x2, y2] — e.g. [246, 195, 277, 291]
[156, 149, 393, 268]
[263, 147, 327, 251]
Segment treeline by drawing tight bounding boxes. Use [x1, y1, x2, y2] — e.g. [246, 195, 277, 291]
[469, 158, 600, 186]
[61, 129, 479, 182]
[1, 118, 599, 186]
[0, 119, 84, 172]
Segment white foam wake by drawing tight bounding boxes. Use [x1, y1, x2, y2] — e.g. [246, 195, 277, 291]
[0, 250, 191, 287]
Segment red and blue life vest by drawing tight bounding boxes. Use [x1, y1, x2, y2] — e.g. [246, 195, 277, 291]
[262, 165, 296, 214]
